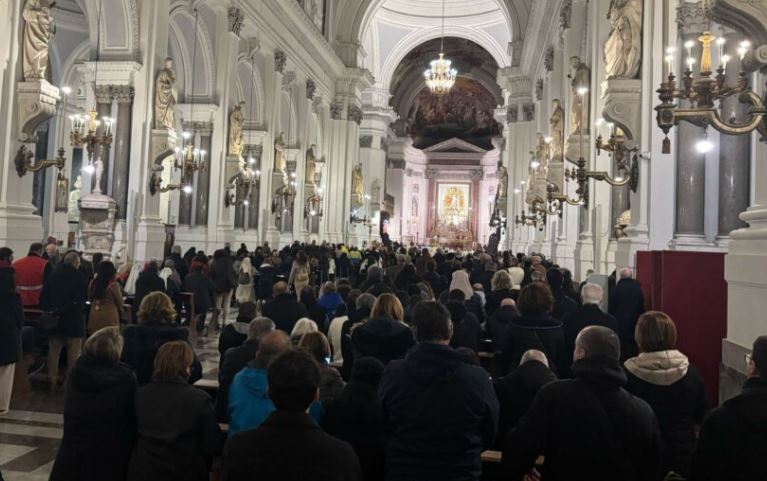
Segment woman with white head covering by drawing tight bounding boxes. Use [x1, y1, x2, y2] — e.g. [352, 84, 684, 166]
[235, 257, 255, 304]
[442, 270, 486, 324]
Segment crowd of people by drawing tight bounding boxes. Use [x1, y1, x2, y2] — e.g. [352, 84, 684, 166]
[0, 239, 764, 481]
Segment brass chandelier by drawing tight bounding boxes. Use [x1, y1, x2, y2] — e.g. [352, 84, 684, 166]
[424, 0, 457, 96]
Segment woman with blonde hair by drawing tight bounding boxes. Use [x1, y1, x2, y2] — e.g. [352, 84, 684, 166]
[486, 269, 514, 315]
[50, 327, 137, 481]
[351, 293, 414, 368]
[299, 331, 345, 401]
[121, 292, 202, 385]
[624, 311, 708, 478]
[128, 341, 223, 481]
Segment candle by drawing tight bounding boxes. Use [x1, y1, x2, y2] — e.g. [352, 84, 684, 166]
[686, 57, 696, 72]
[716, 37, 725, 63]
[665, 54, 674, 77]
[738, 40, 751, 60]
[721, 54, 730, 73]
[684, 40, 694, 59]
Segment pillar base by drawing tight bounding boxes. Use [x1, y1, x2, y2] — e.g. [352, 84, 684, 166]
[574, 235, 594, 279]
[0, 204, 43, 255]
[134, 217, 166, 262]
[669, 234, 716, 250]
[615, 229, 650, 270]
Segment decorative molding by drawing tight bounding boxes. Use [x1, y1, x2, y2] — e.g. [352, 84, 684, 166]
[388, 159, 406, 169]
[544, 45, 555, 72]
[507, 104, 519, 123]
[522, 103, 536, 122]
[348, 104, 363, 125]
[113, 85, 135, 103]
[228, 6, 245, 37]
[312, 95, 323, 113]
[677, 1, 708, 36]
[535, 79, 544, 101]
[330, 101, 344, 120]
[425, 168, 484, 181]
[601, 78, 642, 145]
[95, 85, 113, 103]
[359, 135, 373, 148]
[282, 71, 296, 91]
[17, 80, 59, 143]
[306, 79, 316, 100]
[274, 50, 287, 73]
[560, 0, 573, 31]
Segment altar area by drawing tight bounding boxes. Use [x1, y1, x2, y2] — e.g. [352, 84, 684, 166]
[428, 183, 476, 249]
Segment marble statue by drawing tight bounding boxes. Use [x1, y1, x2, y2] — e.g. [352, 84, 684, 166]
[604, 0, 643, 79]
[371, 179, 381, 204]
[22, 0, 55, 81]
[93, 158, 104, 194]
[550, 99, 565, 161]
[154, 58, 177, 129]
[274, 132, 286, 174]
[536, 133, 549, 179]
[569, 57, 590, 135]
[54, 172, 68, 212]
[305, 145, 317, 186]
[228, 101, 246, 157]
[351, 163, 364, 209]
[497, 165, 508, 198]
[68, 175, 82, 222]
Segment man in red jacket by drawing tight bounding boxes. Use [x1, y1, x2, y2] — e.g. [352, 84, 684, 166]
[13, 242, 49, 307]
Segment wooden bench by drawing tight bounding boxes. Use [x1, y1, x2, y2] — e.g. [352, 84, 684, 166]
[481, 450, 502, 463]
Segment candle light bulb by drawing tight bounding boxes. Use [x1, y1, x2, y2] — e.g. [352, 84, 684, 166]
[666, 46, 676, 55]
[687, 57, 696, 71]
[665, 55, 674, 75]
[721, 54, 730, 71]
[61, 86, 72, 95]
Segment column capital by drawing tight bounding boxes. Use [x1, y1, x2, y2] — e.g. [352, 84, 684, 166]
[228, 6, 244, 37]
[113, 85, 135, 103]
[274, 50, 287, 73]
[676, 2, 707, 36]
[94, 85, 113, 103]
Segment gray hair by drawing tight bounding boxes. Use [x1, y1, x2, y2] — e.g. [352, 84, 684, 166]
[356, 293, 376, 311]
[63, 251, 80, 267]
[172, 245, 182, 254]
[520, 349, 549, 367]
[581, 283, 604, 305]
[619, 267, 633, 279]
[248, 317, 275, 341]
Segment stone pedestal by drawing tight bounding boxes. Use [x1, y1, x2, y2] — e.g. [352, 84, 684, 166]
[565, 134, 590, 164]
[78, 193, 117, 260]
[600, 79, 642, 143]
[17, 80, 59, 143]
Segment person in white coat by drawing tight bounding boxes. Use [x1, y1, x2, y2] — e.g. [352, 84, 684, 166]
[235, 257, 255, 304]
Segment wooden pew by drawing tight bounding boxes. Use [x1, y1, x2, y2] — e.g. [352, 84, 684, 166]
[481, 450, 502, 463]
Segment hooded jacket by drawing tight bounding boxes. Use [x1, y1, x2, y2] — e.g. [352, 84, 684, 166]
[690, 377, 767, 481]
[624, 350, 708, 477]
[486, 305, 519, 351]
[49, 355, 138, 481]
[227, 365, 323, 436]
[503, 356, 662, 481]
[379, 343, 499, 481]
[351, 316, 415, 366]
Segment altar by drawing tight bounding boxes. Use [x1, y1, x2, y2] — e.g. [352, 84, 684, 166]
[428, 182, 477, 249]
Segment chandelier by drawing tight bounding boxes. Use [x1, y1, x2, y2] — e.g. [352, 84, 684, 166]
[656, 33, 766, 153]
[424, 0, 457, 96]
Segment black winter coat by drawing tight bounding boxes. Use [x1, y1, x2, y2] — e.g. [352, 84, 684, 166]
[690, 377, 767, 481]
[486, 305, 519, 351]
[46, 263, 87, 338]
[133, 272, 166, 321]
[551, 288, 578, 322]
[351, 316, 415, 365]
[216, 340, 259, 422]
[562, 304, 619, 358]
[210, 256, 236, 294]
[446, 302, 481, 352]
[485, 288, 514, 316]
[261, 293, 309, 334]
[256, 264, 277, 300]
[222, 410, 361, 481]
[0, 293, 23, 365]
[494, 359, 557, 448]
[609, 278, 645, 360]
[49, 355, 137, 481]
[167, 253, 188, 282]
[499, 314, 568, 376]
[379, 343, 499, 481]
[128, 378, 224, 481]
[121, 322, 202, 385]
[182, 272, 214, 311]
[503, 356, 663, 481]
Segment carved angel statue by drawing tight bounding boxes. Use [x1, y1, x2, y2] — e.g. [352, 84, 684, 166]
[274, 132, 286, 174]
[22, 0, 55, 81]
[550, 99, 565, 161]
[228, 101, 246, 157]
[154, 58, 177, 130]
[351, 163, 364, 209]
[604, 0, 642, 79]
[305, 145, 317, 186]
[569, 57, 590, 135]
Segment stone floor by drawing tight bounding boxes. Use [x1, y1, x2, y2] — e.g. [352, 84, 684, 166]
[0, 314, 226, 481]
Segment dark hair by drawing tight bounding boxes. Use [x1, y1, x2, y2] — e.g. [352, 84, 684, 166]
[517, 283, 554, 316]
[576, 326, 621, 361]
[0, 267, 16, 299]
[144, 261, 159, 275]
[92, 261, 117, 300]
[267, 349, 321, 411]
[413, 301, 451, 342]
[299, 331, 331, 364]
[448, 289, 466, 303]
[635, 311, 677, 352]
[300, 286, 317, 305]
[752, 336, 767, 378]
[28, 242, 43, 255]
[546, 268, 564, 288]
[426, 259, 436, 272]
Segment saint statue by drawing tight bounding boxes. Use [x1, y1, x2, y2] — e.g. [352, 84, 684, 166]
[228, 101, 246, 157]
[351, 163, 364, 209]
[154, 58, 177, 130]
[569, 57, 590, 135]
[526, 151, 536, 188]
[93, 158, 104, 195]
[550, 99, 565, 161]
[305, 145, 317, 186]
[497, 165, 508, 198]
[68, 175, 82, 223]
[536, 133, 550, 180]
[604, 0, 643, 80]
[22, 0, 55, 81]
[274, 132, 286, 174]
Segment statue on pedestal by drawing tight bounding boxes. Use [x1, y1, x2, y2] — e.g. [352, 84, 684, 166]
[536, 133, 549, 180]
[93, 158, 104, 195]
[569, 57, 590, 135]
[305, 145, 317, 186]
[497, 165, 508, 198]
[274, 132, 286, 174]
[228, 101, 246, 157]
[68, 175, 81, 222]
[351, 163, 364, 210]
[604, 0, 643, 80]
[22, 0, 55, 81]
[550, 99, 565, 161]
[154, 58, 177, 129]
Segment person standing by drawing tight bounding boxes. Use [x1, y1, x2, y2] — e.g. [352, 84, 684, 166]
[45, 252, 88, 387]
[379, 301, 499, 481]
[234, 257, 255, 305]
[289, 251, 311, 298]
[182, 265, 215, 334]
[210, 249, 236, 331]
[166, 245, 188, 283]
[261, 282, 309, 334]
[132, 262, 166, 324]
[13, 242, 49, 307]
[609, 267, 646, 360]
[87, 261, 124, 334]
[0, 268, 24, 414]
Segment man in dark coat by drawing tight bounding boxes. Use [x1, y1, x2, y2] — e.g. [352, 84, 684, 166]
[261, 281, 308, 334]
[690, 336, 767, 481]
[379, 301, 499, 481]
[486, 298, 519, 351]
[503, 326, 662, 481]
[351, 315, 415, 366]
[132, 262, 166, 323]
[222, 349, 362, 481]
[44, 252, 88, 385]
[183, 265, 215, 333]
[166, 245, 188, 282]
[546, 268, 578, 322]
[210, 249, 237, 330]
[609, 268, 645, 360]
[215, 317, 275, 422]
[445, 289, 482, 352]
[562, 283, 619, 358]
[494, 349, 557, 448]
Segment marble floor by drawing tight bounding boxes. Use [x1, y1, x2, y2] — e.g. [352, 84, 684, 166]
[0, 316, 225, 481]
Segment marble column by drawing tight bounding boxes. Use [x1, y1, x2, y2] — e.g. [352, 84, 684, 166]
[674, 3, 707, 241]
[717, 33, 750, 239]
[95, 86, 113, 195]
[196, 131, 212, 226]
[112, 86, 133, 220]
[611, 184, 630, 238]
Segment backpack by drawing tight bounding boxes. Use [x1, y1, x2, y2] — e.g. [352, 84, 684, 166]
[238, 270, 251, 285]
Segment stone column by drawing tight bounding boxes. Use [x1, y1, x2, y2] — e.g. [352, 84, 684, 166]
[196, 130, 212, 226]
[673, 3, 707, 242]
[717, 32, 750, 241]
[112, 86, 133, 220]
[95, 86, 113, 194]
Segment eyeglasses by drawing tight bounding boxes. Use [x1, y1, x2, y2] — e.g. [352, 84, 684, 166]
[745, 353, 753, 366]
